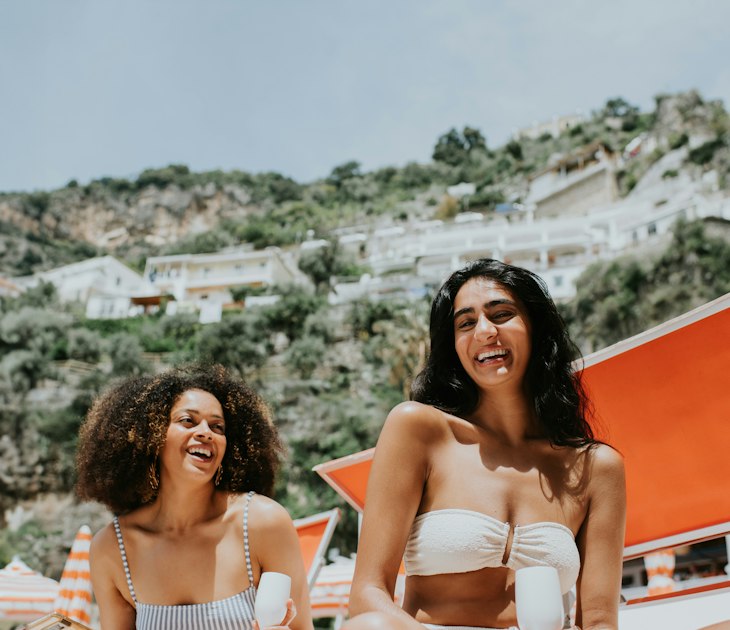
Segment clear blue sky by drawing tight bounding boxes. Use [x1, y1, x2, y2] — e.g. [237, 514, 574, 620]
[1, 0, 728, 193]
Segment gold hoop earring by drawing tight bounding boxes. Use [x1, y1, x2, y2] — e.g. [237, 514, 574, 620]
[214, 465, 223, 487]
[148, 460, 159, 491]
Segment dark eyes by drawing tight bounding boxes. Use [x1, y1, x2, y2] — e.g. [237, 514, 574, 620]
[455, 311, 515, 329]
[177, 417, 225, 434]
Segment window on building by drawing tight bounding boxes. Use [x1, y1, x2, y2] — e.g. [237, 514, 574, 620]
[554, 275, 563, 287]
[648, 222, 657, 235]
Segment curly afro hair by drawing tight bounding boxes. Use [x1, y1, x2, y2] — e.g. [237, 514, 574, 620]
[76, 363, 283, 514]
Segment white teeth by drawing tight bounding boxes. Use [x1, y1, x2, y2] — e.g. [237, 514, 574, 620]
[477, 349, 507, 361]
[188, 447, 212, 458]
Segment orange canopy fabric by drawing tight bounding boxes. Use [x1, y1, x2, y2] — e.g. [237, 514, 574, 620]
[580, 293, 730, 556]
[314, 293, 730, 559]
[313, 450, 374, 514]
[293, 508, 341, 589]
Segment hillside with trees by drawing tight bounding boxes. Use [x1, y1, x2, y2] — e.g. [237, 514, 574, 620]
[1, 91, 729, 586]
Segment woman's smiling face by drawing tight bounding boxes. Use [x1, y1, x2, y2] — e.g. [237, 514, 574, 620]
[160, 388, 227, 484]
[452, 277, 532, 391]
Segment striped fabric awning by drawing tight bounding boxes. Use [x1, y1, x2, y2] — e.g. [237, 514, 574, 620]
[0, 556, 60, 622]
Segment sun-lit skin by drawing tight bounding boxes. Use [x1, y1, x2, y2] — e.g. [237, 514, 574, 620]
[344, 263, 626, 630]
[453, 277, 532, 396]
[160, 389, 227, 486]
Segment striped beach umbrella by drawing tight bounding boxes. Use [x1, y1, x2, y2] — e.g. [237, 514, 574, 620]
[0, 556, 60, 622]
[310, 556, 405, 624]
[310, 557, 355, 620]
[54, 525, 93, 625]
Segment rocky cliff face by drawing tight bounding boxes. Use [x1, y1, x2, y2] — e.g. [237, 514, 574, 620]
[0, 182, 259, 250]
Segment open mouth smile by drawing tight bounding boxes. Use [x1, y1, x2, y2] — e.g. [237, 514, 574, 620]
[187, 445, 214, 462]
[475, 348, 509, 364]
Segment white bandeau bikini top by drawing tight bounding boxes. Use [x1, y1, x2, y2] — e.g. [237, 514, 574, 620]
[404, 508, 580, 594]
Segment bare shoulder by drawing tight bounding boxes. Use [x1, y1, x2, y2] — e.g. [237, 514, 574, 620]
[381, 400, 450, 443]
[246, 494, 294, 534]
[89, 521, 124, 580]
[587, 443, 625, 474]
[584, 443, 626, 496]
[91, 521, 118, 558]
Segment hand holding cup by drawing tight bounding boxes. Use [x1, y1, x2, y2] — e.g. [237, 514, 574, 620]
[254, 572, 292, 628]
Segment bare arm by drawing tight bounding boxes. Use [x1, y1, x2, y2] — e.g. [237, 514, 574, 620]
[575, 444, 627, 630]
[89, 525, 137, 630]
[251, 497, 314, 630]
[348, 402, 444, 628]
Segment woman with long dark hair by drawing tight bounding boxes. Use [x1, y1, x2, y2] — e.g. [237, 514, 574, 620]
[345, 259, 626, 630]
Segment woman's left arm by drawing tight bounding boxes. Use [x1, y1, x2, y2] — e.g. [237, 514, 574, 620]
[251, 497, 314, 630]
[575, 444, 627, 630]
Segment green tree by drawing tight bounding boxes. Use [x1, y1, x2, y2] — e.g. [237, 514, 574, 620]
[196, 312, 268, 377]
[67, 328, 103, 363]
[602, 97, 639, 118]
[348, 298, 402, 339]
[261, 287, 326, 342]
[504, 140, 524, 161]
[108, 333, 150, 377]
[1, 281, 58, 311]
[327, 161, 362, 188]
[432, 126, 488, 166]
[298, 241, 366, 294]
[432, 128, 468, 166]
[564, 219, 730, 352]
[285, 335, 327, 378]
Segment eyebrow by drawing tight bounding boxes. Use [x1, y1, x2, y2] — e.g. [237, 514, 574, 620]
[453, 299, 517, 320]
[176, 408, 225, 420]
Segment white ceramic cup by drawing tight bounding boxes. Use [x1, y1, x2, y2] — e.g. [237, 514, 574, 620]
[254, 571, 291, 628]
[515, 566, 564, 630]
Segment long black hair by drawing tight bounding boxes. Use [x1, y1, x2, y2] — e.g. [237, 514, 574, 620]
[410, 259, 595, 447]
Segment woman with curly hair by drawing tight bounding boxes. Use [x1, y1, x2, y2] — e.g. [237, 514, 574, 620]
[76, 364, 313, 630]
[344, 259, 626, 630]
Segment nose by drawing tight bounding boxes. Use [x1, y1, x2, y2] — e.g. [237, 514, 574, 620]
[194, 421, 214, 441]
[474, 313, 497, 341]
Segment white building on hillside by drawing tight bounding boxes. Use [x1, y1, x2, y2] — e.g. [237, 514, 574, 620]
[525, 142, 619, 218]
[330, 185, 730, 304]
[144, 246, 308, 321]
[14, 255, 150, 319]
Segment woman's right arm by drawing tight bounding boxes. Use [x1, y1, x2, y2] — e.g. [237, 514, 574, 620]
[347, 401, 443, 628]
[90, 525, 137, 630]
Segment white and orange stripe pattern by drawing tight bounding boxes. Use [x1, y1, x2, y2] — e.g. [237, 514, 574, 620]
[0, 556, 60, 622]
[54, 525, 93, 625]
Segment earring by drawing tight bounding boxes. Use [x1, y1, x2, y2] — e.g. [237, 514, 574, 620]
[148, 460, 159, 491]
[214, 465, 223, 487]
